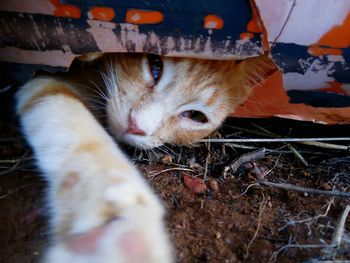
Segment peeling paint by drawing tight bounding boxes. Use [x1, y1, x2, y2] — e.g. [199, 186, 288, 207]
[283, 59, 335, 91]
[255, 0, 350, 46]
[0, 46, 75, 67]
[327, 55, 345, 64]
[86, 20, 123, 52]
[297, 58, 313, 71]
[85, 19, 262, 59]
[0, 0, 55, 15]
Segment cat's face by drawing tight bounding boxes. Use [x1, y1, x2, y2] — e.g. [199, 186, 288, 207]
[101, 53, 274, 149]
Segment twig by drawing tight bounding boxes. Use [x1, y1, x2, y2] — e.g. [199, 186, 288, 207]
[245, 192, 267, 260]
[0, 85, 12, 93]
[270, 243, 334, 263]
[226, 143, 327, 155]
[259, 180, 350, 198]
[230, 183, 260, 199]
[229, 148, 266, 173]
[286, 143, 309, 166]
[251, 123, 280, 137]
[149, 167, 195, 177]
[224, 124, 270, 137]
[0, 157, 33, 164]
[270, 0, 296, 47]
[200, 137, 350, 143]
[0, 151, 30, 176]
[278, 198, 334, 233]
[221, 124, 349, 151]
[203, 142, 210, 181]
[0, 184, 34, 199]
[332, 205, 350, 247]
[225, 143, 259, 150]
[301, 141, 349, 151]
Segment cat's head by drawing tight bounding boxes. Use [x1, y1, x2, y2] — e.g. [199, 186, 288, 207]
[99, 53, 275, 149]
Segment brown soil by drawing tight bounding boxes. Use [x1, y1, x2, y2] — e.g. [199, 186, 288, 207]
[0, 88, 349, 263]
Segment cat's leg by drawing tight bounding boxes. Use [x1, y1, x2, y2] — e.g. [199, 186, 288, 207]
[16, 77, 172, 263]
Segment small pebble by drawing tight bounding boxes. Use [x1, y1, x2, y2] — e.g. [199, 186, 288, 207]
[160, 155, 172, 165]
[208, 179, 219, 192]
[183, 175, 207, 194]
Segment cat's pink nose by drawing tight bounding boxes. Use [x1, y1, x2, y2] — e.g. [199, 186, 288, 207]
[127, 117, 146, 136]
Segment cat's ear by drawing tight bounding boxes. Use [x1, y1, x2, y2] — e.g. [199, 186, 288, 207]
[78, 52, 104, 62]
[237, 54, 278, 89]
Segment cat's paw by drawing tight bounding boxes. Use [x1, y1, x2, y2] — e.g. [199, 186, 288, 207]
[44, 165, 173, 263]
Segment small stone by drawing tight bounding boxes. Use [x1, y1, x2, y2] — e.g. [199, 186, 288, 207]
[215, 232, 221, 239]
[208, 179, 219, 192]
[268, 201, 273, 208]
[160, 155, 172, 165]
[183, 175, 207, 194]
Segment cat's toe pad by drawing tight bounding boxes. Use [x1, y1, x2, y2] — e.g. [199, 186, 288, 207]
[47, 178, 172, 263]
[67, 221, 148, 262]
[46, 218, 172, 263]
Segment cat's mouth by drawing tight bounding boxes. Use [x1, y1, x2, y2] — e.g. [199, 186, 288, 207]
[122, 133, 162, 149]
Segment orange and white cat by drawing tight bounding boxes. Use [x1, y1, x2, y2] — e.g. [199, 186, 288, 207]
[16, 53, 275, 263]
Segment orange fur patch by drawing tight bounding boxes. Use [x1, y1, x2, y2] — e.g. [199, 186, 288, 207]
[100, 202, 119, 222]
[75, 141, 103, 153]
[206, 90, 220, 106]
[19, 84, 81, 115]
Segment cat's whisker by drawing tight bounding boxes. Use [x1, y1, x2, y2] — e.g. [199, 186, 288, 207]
[161, 145, 178, 157]
[131, 146, 140, 162]
[89, 81, 110, 102]
[148, 147, 161, 161]
[100, 58, 120, 99]
[156, 145, 173, 157]
[75, 82, 111, 108]
[84, 96, 106, 104]
[84, 100, 107, 110]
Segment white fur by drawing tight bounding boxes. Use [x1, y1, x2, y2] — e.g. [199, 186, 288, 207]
[131, 102, 165, 135]
[17, 78, 173, 263]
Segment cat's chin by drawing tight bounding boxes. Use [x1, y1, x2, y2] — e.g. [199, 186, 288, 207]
[121, 133, 162, 149]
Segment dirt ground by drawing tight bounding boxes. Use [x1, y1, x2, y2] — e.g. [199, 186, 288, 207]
[0, 88, 350, 263]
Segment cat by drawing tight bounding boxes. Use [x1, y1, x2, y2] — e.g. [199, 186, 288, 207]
[16, 53, 276, 263]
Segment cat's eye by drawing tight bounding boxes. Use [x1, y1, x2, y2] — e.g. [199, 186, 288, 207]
[147, 54, 163, 84]
[180, 110, 208, 123]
